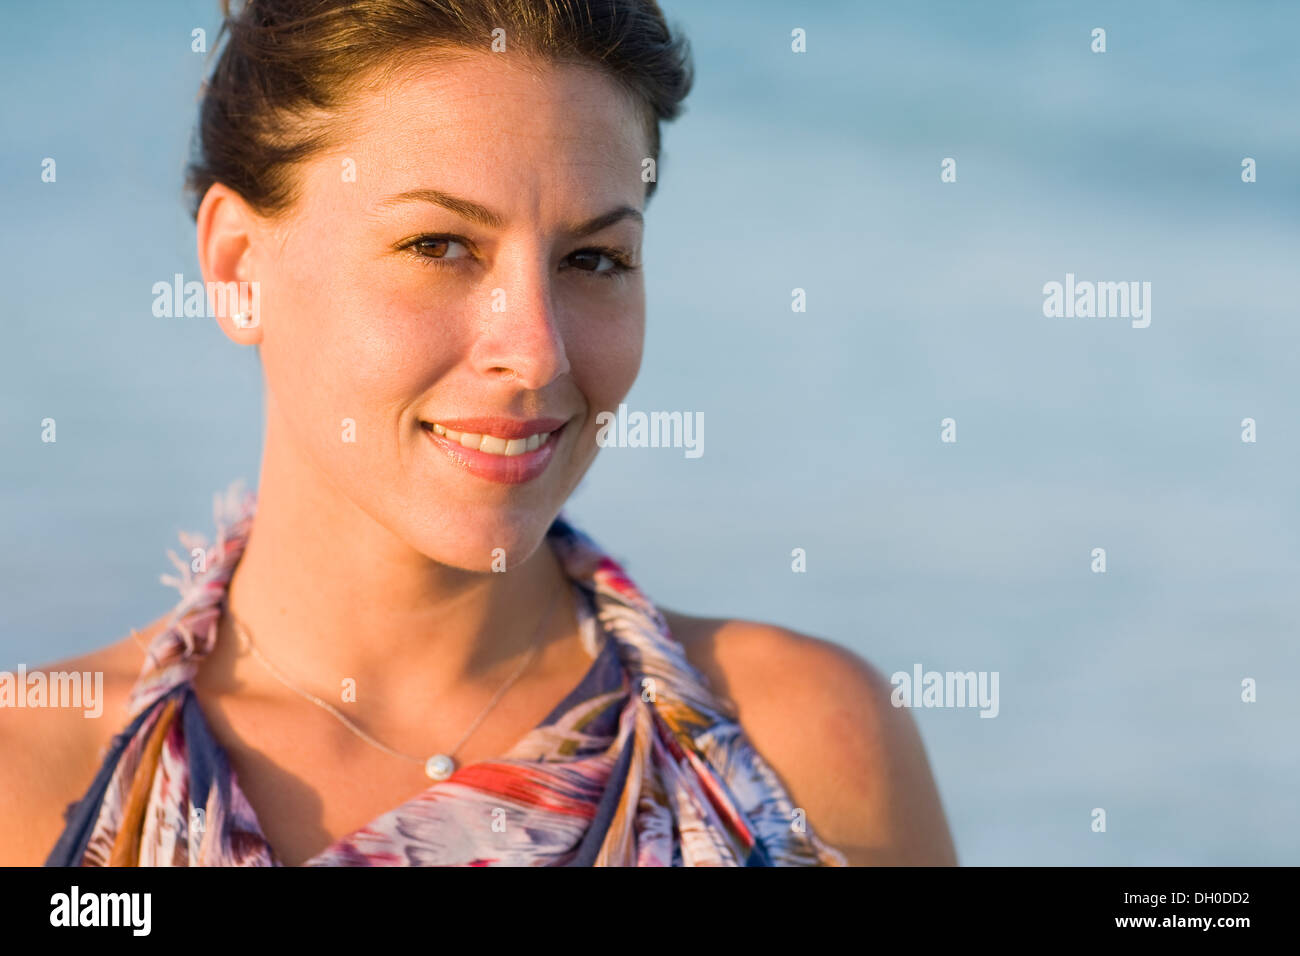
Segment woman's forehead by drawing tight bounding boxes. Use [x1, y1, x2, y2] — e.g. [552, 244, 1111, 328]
[348, 53, 646, 153]
[300, 54, 650, 218]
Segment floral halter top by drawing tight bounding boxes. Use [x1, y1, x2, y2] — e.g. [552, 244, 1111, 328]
[46, 484, 847, 866]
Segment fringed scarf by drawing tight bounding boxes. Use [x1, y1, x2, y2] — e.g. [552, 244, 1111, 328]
[46, 484, 847, 867]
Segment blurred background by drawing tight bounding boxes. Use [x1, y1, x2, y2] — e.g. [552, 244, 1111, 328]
[2, 0, 1296, 864]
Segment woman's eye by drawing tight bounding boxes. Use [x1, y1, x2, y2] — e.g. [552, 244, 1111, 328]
[566, 248, 633, 277]
[401, 236, 633, 280]
[409, 236, 471, 260]
[568, 249, 613, 273]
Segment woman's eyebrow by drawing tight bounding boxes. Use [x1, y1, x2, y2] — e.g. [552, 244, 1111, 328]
[371, 187, 643, 236]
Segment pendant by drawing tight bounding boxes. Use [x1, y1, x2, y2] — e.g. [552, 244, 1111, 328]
[425, 753, 455, 781]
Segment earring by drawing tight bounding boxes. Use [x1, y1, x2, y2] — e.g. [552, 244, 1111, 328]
[232, 310, 256, 329]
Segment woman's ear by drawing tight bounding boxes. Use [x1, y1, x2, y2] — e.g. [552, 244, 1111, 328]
[196, 183, 265, 346]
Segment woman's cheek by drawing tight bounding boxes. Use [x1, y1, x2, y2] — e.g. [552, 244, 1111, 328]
[325, 284, 453, 399]
[585, 310, 645, 406]
[257, 289, 379, 459]
[567, 320, 642, 473]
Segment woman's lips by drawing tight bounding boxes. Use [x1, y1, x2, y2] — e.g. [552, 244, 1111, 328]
[419, 418, 568, 485]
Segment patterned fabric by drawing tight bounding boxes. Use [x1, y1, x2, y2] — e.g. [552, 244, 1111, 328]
[46, 484, 847, 867]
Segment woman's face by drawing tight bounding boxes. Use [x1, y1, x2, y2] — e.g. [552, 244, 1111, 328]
[225, 52, 648, 570]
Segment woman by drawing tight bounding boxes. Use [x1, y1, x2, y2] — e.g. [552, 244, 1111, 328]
[1, 0, 956, 866]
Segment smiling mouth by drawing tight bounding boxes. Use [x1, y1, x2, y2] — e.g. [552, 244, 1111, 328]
[420, 421, 560, 456]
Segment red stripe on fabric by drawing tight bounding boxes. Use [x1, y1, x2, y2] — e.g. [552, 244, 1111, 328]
[450, 763, 599, 819]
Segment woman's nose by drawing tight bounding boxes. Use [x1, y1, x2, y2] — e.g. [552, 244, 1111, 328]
[470, 261, 571, 388]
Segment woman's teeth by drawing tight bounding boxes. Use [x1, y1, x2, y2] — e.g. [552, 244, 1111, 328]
[425, 422, 556, 456]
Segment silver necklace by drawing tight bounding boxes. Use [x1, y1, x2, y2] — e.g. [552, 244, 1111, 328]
[227, 586, 562, 781]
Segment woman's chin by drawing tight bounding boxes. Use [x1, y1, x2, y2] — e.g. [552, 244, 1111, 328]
[404, 518, 554, 574]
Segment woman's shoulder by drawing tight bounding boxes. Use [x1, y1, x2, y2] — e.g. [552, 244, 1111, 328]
[0, 615, 168, 865]
[659, 608, 959, 866]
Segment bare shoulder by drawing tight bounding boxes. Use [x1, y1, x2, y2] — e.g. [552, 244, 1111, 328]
[0, 615, 165, 866]
[660, 607, 959, 866]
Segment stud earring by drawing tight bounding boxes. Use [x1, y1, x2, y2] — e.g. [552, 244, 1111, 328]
[232, 310, 256, 329]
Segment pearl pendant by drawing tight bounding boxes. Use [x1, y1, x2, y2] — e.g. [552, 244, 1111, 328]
[425, 753, 455, 781]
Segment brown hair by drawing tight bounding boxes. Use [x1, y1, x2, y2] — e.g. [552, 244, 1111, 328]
[184, 0, 694, 220]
